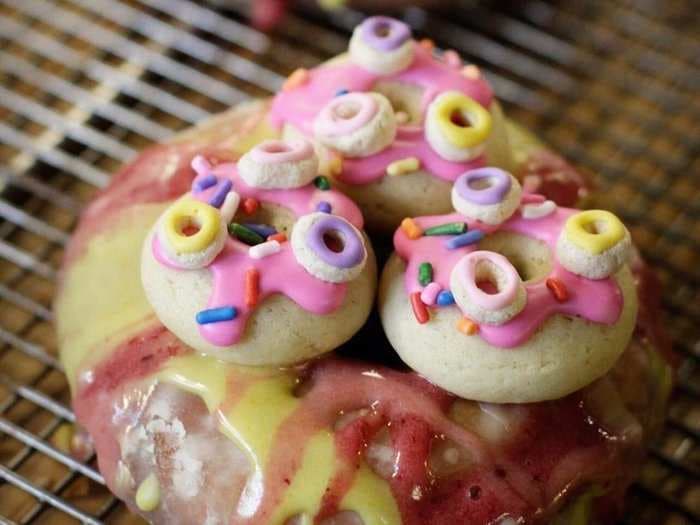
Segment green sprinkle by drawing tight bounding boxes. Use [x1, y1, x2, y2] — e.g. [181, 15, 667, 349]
[314, 176, 331, 190]
[418, 262, 433, 286]
[424, 222, 468, 236]
[228, 223, 264, 245]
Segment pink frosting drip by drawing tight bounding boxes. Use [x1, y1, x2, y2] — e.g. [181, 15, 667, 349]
[394, 205, 624, 348]
[269, 46, 494, 184]
[153, 162, 364, 346]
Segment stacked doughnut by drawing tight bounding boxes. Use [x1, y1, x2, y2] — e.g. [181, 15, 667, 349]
[55, 15, 672, 525]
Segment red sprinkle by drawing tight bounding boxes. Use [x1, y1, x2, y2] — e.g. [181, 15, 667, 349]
[410, 292, 430, 324]
[245, 268, 260, 308]
[546, 277, 569, 302]
[268, 232, 287, 243]
[242, 197, 260, 215]
[521, 193, 547, 204]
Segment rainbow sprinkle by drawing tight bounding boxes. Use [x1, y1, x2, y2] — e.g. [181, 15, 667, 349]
[436, 290, 455, 306]
[193, 174, 217, 192]
[445, 230, 484, 250]
[401, 218, 423, 240]
[457, 317, 479, 335]
[208, 179, 232, 208]
[410, 292, 430, 324]
[229, 223, 264, 246]
[244, 223, 276, 238]
[424, 222, 467, 236]
[282, 68, 309, 91]
[245, 268, 260, 308]
[316, 201, 332, 213]
[335, 88, 349, 97]
[314, 176, 331, 190]
[418, 262, 433, 286]
[546, 277, 569, 302]
[196, 306, 237, 324]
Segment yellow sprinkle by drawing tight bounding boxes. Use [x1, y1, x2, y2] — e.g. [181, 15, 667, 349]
[564, 210, 626, 255]
[461, 64, 481, 79]
[400, 218, 423, 240]
[282, 68, 309, 92]
[328, 155, 343, 176]
[135, 473, 160, 512]
[319, 0, 346, 8]
[387, 157, 420, 176]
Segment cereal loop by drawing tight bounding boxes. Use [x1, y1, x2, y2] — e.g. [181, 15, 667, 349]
[315, 93, 378, 137]
[564, 210, 626, 255]
[431, 92, 491, 149]
[360, 16, 412, 51]
[163, 199, 221, 254]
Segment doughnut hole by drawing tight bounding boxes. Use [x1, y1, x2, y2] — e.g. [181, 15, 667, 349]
[477, 231, 552, 283]
[429, 436, 474, 478]
[232, 202, 296, 237]
[373, 80, 424, 125]
[448, 400, 526, 444]
[364, 427, 397, 479]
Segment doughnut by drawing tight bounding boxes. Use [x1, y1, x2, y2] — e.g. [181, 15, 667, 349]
[237, 138, 319, 189]
[142, 147, 375, 365]
[313, 92, 397, 157]
[556, 209, 632, 279]
[270, 15, 526, 232]
[54, 25, 671, 525]
[380, 171, 640, 403]
[348, 16, 415, 75]
[450, 167, 522, 225]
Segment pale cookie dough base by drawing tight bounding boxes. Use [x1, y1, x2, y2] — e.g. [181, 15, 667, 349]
[142, 203, 377, 367]
[379, 253, 638, 403]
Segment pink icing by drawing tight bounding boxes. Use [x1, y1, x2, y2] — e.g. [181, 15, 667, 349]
[269, 45, 494, 185]
[454, 251, 520, 311]
[315, 93, 378, 136]
[250, 138, 313, 164]
[394, 203, 624, 348]
[153, 161, 364, 346]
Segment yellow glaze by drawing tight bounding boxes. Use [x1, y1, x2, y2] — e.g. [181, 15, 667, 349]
[135, 472, 161, 512]
[162, 198, 221, 254]
[56, 203, 167, 390]
[341, 461, 402, 525]
[157, 354, 230, 411]
[564, 210, 625, 255]
[434, 92, 492, 148]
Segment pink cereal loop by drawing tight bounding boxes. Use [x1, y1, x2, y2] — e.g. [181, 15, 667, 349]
[249, 138, 314, 164]
[456, 251, 520, 311]
[316, 93, 378, 137]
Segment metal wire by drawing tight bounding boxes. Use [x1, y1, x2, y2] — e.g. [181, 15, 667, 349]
[0, 0, 698, 523]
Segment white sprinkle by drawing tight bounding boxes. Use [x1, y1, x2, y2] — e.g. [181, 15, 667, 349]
[249, 240, 281, 259]
[191, 154, 211, 176]
[521, 200, 556, 220]
[220, 191, 241, 223]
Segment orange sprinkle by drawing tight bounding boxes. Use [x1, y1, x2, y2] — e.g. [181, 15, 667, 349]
[419, 38, 435, 51]
[410, 292, 430, 324]
[282, 68, 309, 91]
[245, 268, 260, 308]
[242, 197, 259, 215]
[401, 217, 423, 240]
[546, 277, 569, 302]
[268, 232, 287, 243]
[461, 64, 481, 79]
[457, 317, 479, 336]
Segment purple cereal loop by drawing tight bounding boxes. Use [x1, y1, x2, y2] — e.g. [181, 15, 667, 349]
[359, 16, 412, 52]
[249, 138, 313, 164]
[306, 215, 365, 269]
[315, 93, 378, 137]
[455, 168, 512, 205]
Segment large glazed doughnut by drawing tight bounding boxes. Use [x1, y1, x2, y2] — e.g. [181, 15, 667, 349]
[380, 174, 638, 403]
[142, 138, 376, 365]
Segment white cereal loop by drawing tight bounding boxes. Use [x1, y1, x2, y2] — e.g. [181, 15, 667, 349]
[237, 138, 319, 189]
[425, 91, 493, 162]
[556, 210, 632, 280]
[349, 16, 415, 75]
[314, 92, 397, 158]
[450, 251, 527, 325]
[157, 198, 227, 270]
[291, 212, 368, 283]
[521, 200, 556, 220]
[451, 168, 522, 225]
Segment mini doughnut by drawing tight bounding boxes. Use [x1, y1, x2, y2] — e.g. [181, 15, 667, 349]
[313, 92, 397, 158]
[237, 138, 318, 189]
[425, 91, 493, 162]
[557, 210, 632, 279]
[349, 16, 415, 75]
[451, 168, 522, 225]
[291, 212, 368, 283]
[450, 251, 526, 325]
[157, 198, 227, 269]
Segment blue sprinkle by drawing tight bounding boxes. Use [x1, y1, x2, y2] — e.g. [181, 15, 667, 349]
[243, 223, 277, 238]
[316, 201, 332, 213]
[335, 88, 349, 97]
[436, 290, 455, 306]
[208, 179, 232, 208]
[193, 174, 217, 192]
[445, 229, 484, 250]
[196, 306, 237, 324]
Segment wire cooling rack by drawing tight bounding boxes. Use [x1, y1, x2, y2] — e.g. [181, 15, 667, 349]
[0, 0, 698, 523]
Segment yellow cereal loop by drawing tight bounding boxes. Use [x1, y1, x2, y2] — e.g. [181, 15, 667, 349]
[564, 210, 626, 255]
[435, 92, 492, 148]
[162, 199, 221, 254]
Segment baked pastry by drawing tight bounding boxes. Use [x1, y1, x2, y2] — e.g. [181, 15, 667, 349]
[55, 17, 672, 525]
